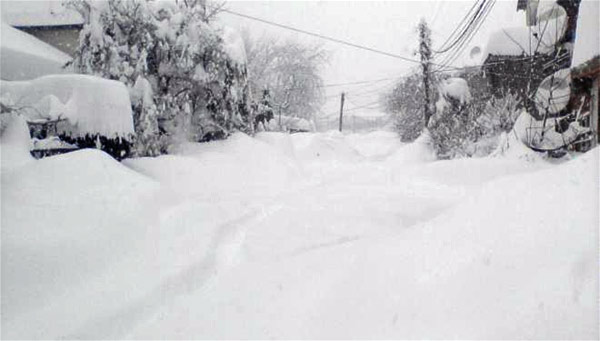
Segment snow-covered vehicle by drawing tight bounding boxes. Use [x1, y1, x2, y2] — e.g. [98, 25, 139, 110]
[0, 74, 135, 159]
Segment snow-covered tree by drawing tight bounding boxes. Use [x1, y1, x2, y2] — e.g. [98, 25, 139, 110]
[67, 0, 252, 155]
[428, 77, 480, 159]
[244, 34, 327, 121]
[384, 71, 440, 142]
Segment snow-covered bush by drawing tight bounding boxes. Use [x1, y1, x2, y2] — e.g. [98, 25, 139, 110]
[384, 72, 439, 142]
[67, 0, 253, 156]
[428, 78, 479, 159]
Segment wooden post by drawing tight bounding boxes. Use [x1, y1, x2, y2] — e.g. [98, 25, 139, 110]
[338, 92, 345, 132]
[418, 19, 433, 127]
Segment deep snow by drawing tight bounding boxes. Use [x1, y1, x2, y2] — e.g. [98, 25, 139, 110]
[1, 130, 598, 339]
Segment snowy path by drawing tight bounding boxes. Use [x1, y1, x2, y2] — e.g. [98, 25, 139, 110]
[1, 131, 598, 339]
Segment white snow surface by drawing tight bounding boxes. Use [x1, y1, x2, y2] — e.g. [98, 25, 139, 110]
[0, 75, 134, 137]
[0, 22, 73, 80]
[1, 130, 598, 339]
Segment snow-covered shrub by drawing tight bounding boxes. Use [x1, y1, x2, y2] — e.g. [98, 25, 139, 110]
[428, 78, 480, 159]
[477, 92, 521, 137]
[384, 72, 439, 142]
[67, 0, 252, 155]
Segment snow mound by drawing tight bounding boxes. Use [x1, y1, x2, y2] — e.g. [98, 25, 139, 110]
[0, 113, 34, 172]
[0, 75, 134, 138]
[291, 131, 363, 163]
[1, 149, 159, 338]
[0, 22, 73, 80]
[439, 77, 471, 104]
[344, 131, 403, 159]
[124, 133, 302, 199]
[386, 129, 436, 165]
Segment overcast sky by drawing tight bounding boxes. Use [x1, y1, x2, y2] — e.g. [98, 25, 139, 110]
[218, 0, 527, 117]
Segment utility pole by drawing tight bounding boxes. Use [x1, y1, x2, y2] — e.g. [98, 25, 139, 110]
[338, 92, 345, 132]
[418, 19, 433, 127]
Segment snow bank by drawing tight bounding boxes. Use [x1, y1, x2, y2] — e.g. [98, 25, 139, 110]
[385, 129, 436, 165]
[291, 131, 363, 163]
[439, 77, 471, 104]
[1, 149, 159, 339]
[0, 113, 34, 172]
[124, 133, 303, 200]
[0, 22, 73, 80]
[0, 75, 134, 138]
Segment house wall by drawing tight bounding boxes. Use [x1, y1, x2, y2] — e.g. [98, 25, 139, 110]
[18, 26, 81, 56]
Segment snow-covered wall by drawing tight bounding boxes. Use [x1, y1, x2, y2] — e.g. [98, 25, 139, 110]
[1, 75, 134, 138]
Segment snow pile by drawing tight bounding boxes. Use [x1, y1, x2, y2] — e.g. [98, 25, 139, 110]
[344, 131, 403, 159]
[0, 75, 134, 138]
[438, 77, 471, 104]
[0, 22, 73, 80]
[124, 133, 303, 199]
[1, 149, 159, 339]
[386, 129, 437, 165]
[291, 131, 363, 163]
[0, 113, 33, 172]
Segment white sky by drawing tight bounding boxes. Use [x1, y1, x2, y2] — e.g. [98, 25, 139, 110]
[219, 0, 527, 117]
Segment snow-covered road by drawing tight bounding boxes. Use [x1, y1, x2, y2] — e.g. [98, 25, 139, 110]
[2, 131, 598, 339]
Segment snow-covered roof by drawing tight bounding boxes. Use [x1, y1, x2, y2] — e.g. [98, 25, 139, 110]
[572, 0, 600, 67]
[0, 0, 83, 27]
[0, 22, 73, 80]
[0, 75, 134, 138]
[483, 4, 566, 61]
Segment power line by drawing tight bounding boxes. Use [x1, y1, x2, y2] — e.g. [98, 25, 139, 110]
[433, 0, 482, 54]
[221, 8, 451, 69]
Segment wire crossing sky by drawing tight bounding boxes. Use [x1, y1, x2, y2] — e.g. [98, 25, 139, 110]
[219, 1, 527, 117]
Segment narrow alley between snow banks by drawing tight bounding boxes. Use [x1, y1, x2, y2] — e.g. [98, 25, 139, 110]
[1, 131, 598, 339]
